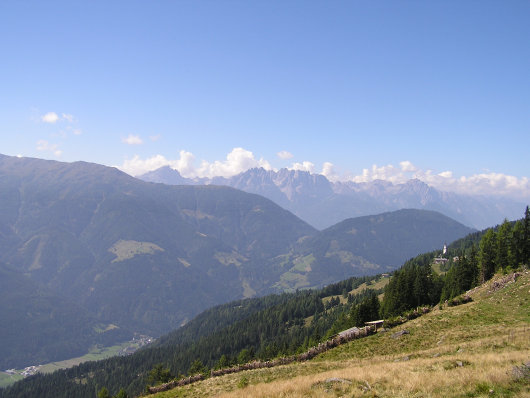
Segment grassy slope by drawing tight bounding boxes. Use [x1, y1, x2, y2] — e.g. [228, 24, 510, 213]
[153, 271, 529, 398]
[0, 374, 23, 389]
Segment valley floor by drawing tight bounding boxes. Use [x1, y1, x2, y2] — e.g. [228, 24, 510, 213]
[0, 335, 153, 389]
[153, 271, 530, 398]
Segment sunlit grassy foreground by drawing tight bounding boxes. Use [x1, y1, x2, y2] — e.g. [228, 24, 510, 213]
[153, 272, 530, 398]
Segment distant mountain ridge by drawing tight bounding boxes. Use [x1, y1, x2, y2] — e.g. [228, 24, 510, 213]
[140, 166, 525, 229]
[0, 154, 473, 368]
[266, 208, 474, 291]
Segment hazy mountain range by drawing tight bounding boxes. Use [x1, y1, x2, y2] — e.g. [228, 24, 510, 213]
[140, 166, 526, 230]
[0, 154, 472, 368]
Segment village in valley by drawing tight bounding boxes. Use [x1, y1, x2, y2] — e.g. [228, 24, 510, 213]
[2, 335, 154, 382]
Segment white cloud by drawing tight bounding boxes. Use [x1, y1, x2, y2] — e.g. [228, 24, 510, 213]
[120, 151, 195, 177]
[41, 112, 77, 124]
[277, 150, 294, 160]
[150, 134, 161, 142]
[73, 129, 82, 135]
[321, 162, 339, 181]
[62, 113, 74, 122]
[351, 163, 404, 184]
[36, 140, 62, 156]
[400, 160, 417, 172]
[197, 147, 272, 178]
[42, 112, 59, 123]
[122, 134, 143, 145]
[290, 161, 315, 173]
[172, 150, 196, 178]
[121, 154, 171, 176]
[430, 172, 530, 198]
[118, 151, 530, 200]
[349, 160, 530, 199]
[120, 148, 271, 179]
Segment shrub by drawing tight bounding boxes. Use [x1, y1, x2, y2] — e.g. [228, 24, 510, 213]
[237, 375, 249, 388]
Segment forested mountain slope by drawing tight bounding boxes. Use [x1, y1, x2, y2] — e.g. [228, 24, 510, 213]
[0, 154, 476, 370]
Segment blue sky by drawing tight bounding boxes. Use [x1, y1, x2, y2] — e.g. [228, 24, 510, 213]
[1, 1, 529, 197]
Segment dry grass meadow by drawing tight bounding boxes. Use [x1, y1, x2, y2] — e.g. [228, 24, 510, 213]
[153, 271, 530, 398]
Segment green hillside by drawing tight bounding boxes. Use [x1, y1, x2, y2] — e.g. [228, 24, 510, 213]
[153, 271, 529, 398]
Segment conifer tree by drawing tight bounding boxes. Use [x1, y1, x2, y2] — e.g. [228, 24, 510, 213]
[479, 229, 497, 282]
[148, 364, 173, 385]
[511, 220, 525, 266]
[115, 389, 128, 398]
[496, 219, 512, 270]
[97, 387, 111, 398]
[523, 206, 530, 264]
[188, 359, 207, 376]
[215, 354, 230, 369]
[469, 244, 479, 286]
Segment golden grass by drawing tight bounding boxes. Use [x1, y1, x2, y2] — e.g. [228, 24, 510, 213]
[215, 349, 529, 398]
[153, 272, 530, 398]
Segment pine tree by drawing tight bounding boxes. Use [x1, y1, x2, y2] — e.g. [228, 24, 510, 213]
[479, 228, 497, 282]
[237, 348, 252, 364]
[188, 359, 207, 375]
[511, 220, 525, 266]
[115, 389, 128, 398]
[441, 264, 458, 302]
[523, 206, 530, 264]
[469, 244, 479, 286]
[413, 265, 431, 306]
[148, 364, 173, 385]
[215, 354, 230, 369]
[97, 387, 111, 398]
[496, 219, 512, 270]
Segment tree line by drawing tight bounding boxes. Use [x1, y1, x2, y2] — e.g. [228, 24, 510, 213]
[381, 207, 530, 317]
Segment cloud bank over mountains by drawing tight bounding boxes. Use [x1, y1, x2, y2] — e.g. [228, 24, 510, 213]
[119, 147, 529, 200]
